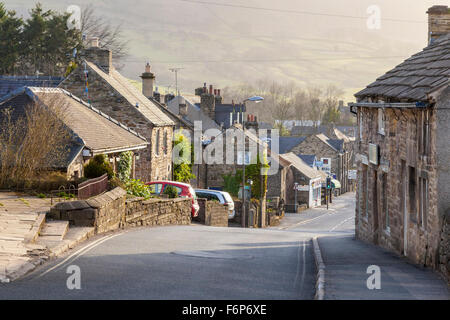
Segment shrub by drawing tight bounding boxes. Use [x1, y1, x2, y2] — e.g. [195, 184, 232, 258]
[172, 132, 196, 183]
[37, 193, 46, 198]
[84, 154, 114, 179]
[117, 151, 133, 182]
[124, 179, 152, 199]
[163, 185, 178, 199]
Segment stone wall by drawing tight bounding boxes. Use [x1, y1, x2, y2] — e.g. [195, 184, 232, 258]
[439, 209, 450, 283]
[48, 187, 127, 233]
[195, 198, 229, 227]
[48, 188, 192, 233]
[355, 106, 442, 271]
[125, 197, 191, 227]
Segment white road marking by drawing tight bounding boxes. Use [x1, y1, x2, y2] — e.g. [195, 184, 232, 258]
[280, 213, 331, 230]
[36, 233, 122, 278]
[329, 216, 354, 232]
[294, 240, 306, 293]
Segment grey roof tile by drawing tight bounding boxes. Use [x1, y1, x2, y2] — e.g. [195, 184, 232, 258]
[355, 34, 450, 102]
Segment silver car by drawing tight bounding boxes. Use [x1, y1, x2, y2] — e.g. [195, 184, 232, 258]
[194, 189, 235, 220]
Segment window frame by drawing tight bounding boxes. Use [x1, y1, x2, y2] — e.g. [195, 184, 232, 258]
[378, 108, 385, 135]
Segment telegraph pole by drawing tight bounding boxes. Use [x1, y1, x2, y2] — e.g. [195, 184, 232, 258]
[169, 67, 183, 96]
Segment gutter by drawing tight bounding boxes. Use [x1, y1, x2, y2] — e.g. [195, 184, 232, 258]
[92, 144, 148, 155]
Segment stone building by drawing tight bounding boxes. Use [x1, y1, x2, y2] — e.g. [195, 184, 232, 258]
[350, 6, 449, 278]
[0, 87, 148, 179]
[266, 153, 292, 204]
[279, 133, 351, 194]
[60, 40, 175, 182]
[280, 153, 324, 208]
[195, 125, 267, 189]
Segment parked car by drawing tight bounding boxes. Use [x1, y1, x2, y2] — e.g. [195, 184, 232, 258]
[194, 189, 235, 220]
[145, 181, 199, 217]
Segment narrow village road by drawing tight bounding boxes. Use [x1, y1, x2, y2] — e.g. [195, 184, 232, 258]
[0, 193, 356, 300]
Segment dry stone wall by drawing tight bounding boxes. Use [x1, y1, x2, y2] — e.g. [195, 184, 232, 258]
[48, 188, 191, 233]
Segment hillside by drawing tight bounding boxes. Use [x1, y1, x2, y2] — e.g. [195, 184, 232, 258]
[4, 0, 438, 101]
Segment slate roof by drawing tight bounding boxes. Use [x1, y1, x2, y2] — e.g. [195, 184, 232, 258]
[0, 75, 63, 98]
[291, 125, 328, 136]
[0, 87, 148, 166]
[316, 134, 344, 153]
[355, 34, 450, 102]
[270, 136, 306, 154]
[297, 154, 316, 168]
[167, 95, 220, 131]
[279, 153, 322, 180]
[214, 104, 246, 129]
[81, 60, 174, 126]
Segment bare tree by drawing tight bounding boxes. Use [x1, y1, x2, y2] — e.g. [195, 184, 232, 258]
[81, 4, 129, 68]
[306, 87, 323, 125]
[0, 93, 72, 188]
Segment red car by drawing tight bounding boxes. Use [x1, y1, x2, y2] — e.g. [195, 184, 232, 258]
[145, 181, 199, 217]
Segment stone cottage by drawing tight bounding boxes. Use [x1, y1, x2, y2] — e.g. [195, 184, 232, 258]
[60, 39, 175, 182]
[278, 133, 351, 194]
[0, 87, 148, 179]
[279, 153, 325, 209]
[350, 5, 450, 279]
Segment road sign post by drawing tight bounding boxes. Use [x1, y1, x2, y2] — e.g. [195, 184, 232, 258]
[294, 182, 298, 213]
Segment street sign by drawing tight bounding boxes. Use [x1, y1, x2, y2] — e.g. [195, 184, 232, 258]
[348, 170, 357, 180]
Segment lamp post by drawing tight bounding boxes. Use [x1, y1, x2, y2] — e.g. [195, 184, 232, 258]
[241, 96, 264, 228]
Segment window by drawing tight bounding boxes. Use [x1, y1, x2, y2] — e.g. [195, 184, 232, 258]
[419, 109, 430, 156]
[155, 129, 160, 155]
[164, 184, 182, 195]
[408, 167, 416, 220]
[237, 151, 251, 165]
[419, 177, 428, 228]
[148, 183, 163, 194]
[163, 130, 168, 155]
[378, 108, 385, 135]
[358, 111, 363, 140]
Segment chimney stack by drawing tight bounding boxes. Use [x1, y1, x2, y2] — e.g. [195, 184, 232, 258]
[427, 5, 450, 44]
[140, 62, 155, 99]
[200, 83, 216, 120]
[178, 96, 188, 117]
[84, 37, 112, 74]
[214, 88, 223, 104]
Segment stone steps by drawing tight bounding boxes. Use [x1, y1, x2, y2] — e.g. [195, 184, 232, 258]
[39, 220, 69, 241]
[36, 227, 95, 257]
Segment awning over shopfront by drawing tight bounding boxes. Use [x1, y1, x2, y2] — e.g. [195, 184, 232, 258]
[331, 179, 341, 189]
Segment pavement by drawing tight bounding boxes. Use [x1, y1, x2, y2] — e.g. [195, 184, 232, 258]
[0, 192, 52, 282]
[0, 192, 94, 283]
[275, 192, 449, 300]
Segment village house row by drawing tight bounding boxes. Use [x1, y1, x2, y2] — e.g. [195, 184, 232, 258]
[351, 5, 449, 279]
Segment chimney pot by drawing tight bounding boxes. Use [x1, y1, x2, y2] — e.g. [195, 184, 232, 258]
[218, 89, 221, 96]
[209, 85, 213, 95]
[145, 62, 151, 73]
[214, 89, 217, 96]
